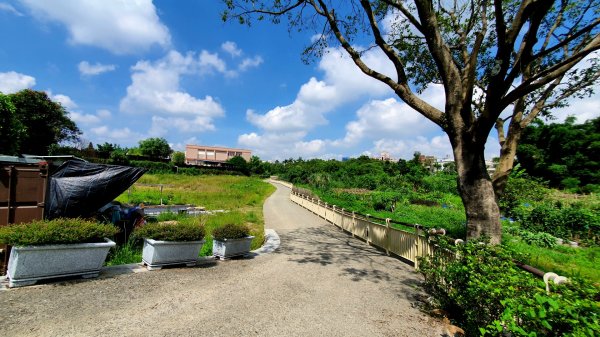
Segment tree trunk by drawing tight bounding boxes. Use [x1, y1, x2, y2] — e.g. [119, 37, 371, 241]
[492, 122, 522, 198]
[453, 135, 502, 244]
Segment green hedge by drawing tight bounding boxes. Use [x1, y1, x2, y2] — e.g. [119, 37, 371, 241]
[0, 218, 119, 246]
[211, 223, 250, 241]
[516, 203, 600, 245]
[418, 239, 600, 336]
[133, 219, 205, 242]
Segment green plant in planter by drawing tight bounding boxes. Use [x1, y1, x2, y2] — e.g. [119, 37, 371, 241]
[133, 220, 205, 242]
[212, 223, 250, 241]
[0, 218, 119, 246]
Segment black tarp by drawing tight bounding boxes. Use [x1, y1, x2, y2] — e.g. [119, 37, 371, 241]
[45, 161, 146, 219]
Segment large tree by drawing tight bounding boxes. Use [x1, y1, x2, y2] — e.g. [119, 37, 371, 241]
[223, 0, 600, 243]
[8, 89, 80, 155]
[0, 93, 24, 155]
[138, 137, 173, 160]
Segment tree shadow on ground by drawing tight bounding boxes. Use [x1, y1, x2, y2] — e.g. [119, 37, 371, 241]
[275, 223, 425, 291]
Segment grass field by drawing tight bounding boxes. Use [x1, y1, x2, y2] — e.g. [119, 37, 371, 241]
[503, 234, 600, 282]
[106, 174, 275, 264]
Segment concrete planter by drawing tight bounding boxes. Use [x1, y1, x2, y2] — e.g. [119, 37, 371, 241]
[142, 238, 204, 270]
[7, 238, 115, 288]
[213, 236, 254, 260]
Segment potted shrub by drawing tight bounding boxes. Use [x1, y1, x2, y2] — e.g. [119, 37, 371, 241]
[0, 218, 118, 288]
[134, 219, 205, 270]
[212, 223, 254, 260]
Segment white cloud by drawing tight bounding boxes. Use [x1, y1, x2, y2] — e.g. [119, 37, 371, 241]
[69, 111, 100, 125]
[97, 109, 112, 119]
[90, 125, 142, 143]
[119, 50, 228, 138]
[0, 71, 36, 93]
[548, 90, 600, 124]
[149, 115, 217, 137]
[78, 61, 116, 76]
[198, 50, 237, 77]
[239, 56, 263, 71]
[221, 41, 242, 57]
[243, 46, 395, 137]
[246, 77, 336, 132]
[334, 85, 444, 146]
[20, 0, 170, 54]
[238, 131, 328, 159]
[0, 3, 23, 16]
[47, 92, 78, 109]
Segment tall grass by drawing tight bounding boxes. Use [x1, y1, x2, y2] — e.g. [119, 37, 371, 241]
[503, 234, 600, 282]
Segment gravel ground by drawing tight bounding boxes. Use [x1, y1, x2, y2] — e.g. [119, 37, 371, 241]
[0, 183, 444, 337]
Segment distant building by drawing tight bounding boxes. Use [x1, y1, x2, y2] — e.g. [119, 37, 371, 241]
[185, 145, 251, 166]
[379, 151, 392, 161]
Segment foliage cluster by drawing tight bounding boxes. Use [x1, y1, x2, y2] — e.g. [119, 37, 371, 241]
[504, 225, 557, 248]
[133, 218, 205, 242]
[498, 171, 549, 217]
[418, 240, 599, 336]
[138, 137, 173, 160]
[266, 155, 467, 237]
[517, 117, 600, 193]
[211, 223, 250, 241]
[0, 218, 118, 246]
[0, 89, 80, 156]
[514, 203, 600, 246]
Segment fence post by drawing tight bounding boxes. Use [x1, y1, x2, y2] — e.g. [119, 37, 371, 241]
[341, 208, 345, 230]
[352, 211, 356, 238]
[385, 218, 391, 256]
[414, 224, 420, 269]
[366, 214, 371, 245]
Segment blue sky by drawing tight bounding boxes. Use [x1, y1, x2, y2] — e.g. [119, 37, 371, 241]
[1, 1, 598, 161]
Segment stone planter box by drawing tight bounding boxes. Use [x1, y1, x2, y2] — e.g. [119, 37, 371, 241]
[142, 238, 205, 270]
[213, 236, 254, 260]
[7, 238, 116, 288]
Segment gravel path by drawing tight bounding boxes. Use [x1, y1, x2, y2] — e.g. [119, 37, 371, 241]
[0, 183, 444, 337]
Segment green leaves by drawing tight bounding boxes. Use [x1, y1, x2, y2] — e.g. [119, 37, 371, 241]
[0, 218, 119, 246]
[419, 240, 600, 336]
[133, 219, 205, 242]
[211, 223, 250, 241]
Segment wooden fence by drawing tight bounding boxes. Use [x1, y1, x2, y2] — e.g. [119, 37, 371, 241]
[289, 189, 440, 269]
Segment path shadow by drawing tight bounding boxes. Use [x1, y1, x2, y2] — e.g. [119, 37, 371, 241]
[276, 224, 424, 290]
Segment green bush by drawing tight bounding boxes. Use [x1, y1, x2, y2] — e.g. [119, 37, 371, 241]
[521, 203, 600, 245]
[482, 278, 600, 336]
[520, 231, 557, 248]
[0, 218, 119, 246]
[419, 239, 600, 336]
[133, 220, 205, 241]
[211, 223, 250, 241]
[499, 175, 548, 217]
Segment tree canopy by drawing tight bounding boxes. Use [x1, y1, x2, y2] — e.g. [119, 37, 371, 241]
[0, 89, 80, 156]
[223, 0, 600, 243]
[138, 137, 173, 160]
[517, 116, 600, 193]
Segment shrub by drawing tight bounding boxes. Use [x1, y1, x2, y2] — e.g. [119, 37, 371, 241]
[499, 175, 548, 217]
[419, 239, 600, 336]
[482, 278, 600, 336]
[520, 231, 557, 248]
[521, 203, 600, 245]
[133, 220, 205, 242]
[212, 223, 250, 241]
[418, 239, 540, 336]
[0, 218, 119, 246]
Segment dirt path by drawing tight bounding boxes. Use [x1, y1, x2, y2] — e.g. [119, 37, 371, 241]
[0, 183, 444, 337]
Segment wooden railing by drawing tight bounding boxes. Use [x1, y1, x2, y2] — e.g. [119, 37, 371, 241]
[289, 190, 441, 268]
